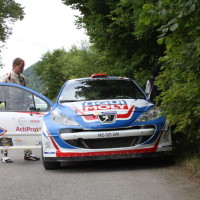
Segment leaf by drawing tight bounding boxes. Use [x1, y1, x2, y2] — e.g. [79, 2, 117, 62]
[140, 14, 151, 25]
[157, 38, 164, 45]
[190, 4, 195, 12]
[168, 18, 177, 25]
[165, 37, 173, 50]
[158, 32, 167, 38]
[185, 23, 190, 28]
[170, 23, 178, 32]
[162, 27, 169, 33]
[178, 11, 183, 18]
[142, 4, 154, 10]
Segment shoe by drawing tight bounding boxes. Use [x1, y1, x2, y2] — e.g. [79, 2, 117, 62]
[24, 154, 40, 161]
[1, 156, 12, 163]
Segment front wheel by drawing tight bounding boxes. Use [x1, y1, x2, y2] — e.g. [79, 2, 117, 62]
[42, 159, 61, 170]
[42, 147, 61, 170]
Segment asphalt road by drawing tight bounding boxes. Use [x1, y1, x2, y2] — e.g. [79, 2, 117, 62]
[0, 149, 199, 200]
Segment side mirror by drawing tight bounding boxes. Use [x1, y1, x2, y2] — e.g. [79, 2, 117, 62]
[28, 104, 37, 111]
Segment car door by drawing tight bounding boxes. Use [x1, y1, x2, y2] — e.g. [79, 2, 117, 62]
[0, 83, 53, 150]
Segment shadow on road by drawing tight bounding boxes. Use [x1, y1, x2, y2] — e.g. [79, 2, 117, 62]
[59, 157, 175, 173]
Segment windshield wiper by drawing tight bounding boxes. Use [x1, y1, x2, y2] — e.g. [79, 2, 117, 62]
[59, 100, 82, 103]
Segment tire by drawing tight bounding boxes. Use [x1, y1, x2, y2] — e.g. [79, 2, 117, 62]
[41, 146, 61, 170]
[42, 159, 61, 170]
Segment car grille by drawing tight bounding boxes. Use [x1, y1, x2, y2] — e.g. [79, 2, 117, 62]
[59, 125, 155, 149]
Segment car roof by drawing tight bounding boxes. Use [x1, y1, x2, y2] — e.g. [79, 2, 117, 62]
[66, 74, 130, 82]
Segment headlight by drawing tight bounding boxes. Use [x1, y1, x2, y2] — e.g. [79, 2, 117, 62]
[51, 109, 79, 126]
[135, 106, 161, 123]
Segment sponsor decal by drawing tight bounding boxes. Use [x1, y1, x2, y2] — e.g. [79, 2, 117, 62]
[0, 137, 13, 147]
[18, 117, 41, 125]
[18, 117, 29, 125]
[16, 127, 42, 132]
[83, 100, 128, 112]
[44, 152, 56, 154]
[69, 100, 135, 122]
[0, 127, 7, 136]
[30, 120, 40, 124]
[12, 138, 26, 146]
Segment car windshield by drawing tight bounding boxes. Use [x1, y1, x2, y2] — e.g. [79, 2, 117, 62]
[59, 79, 146, 102]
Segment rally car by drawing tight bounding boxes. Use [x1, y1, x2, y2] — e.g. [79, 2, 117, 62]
[0, 83, 53, 151]
[42, 74, 173, 169]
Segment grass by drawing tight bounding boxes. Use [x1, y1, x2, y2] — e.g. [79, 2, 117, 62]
[177, 154, 200, 175]
[175, 153, 200, 187]
[173, 133, 200, 174]
[173, 138, 200, 187]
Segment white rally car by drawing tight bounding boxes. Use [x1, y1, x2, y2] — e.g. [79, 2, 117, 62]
[0, 83, 53, 150]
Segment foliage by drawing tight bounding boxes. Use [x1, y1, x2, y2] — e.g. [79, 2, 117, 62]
[33, 45, 110, 99]
[34, 49, 69, 99]
[0, 0, 24, 42]
[23, 64, 44, 93]
[63, 0, 164, 78]
[135, 0, 200, 140]
[133, 69, 150, 90]
[0, 0, 24, 67]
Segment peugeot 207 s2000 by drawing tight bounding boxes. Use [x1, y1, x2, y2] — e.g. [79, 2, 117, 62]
[42, 74, 173, 169]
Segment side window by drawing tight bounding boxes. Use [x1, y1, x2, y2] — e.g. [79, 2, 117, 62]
[0, 85, 34, 111]
[34, 95, 48, 111]
[0, 85, 49, 112]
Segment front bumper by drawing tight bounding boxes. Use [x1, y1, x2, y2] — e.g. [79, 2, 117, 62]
[43, 151, 173, 162]
[42, 121, 173, 161]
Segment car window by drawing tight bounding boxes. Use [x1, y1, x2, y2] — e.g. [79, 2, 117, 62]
[34, 95, 48, 111]
[59, 79, 146, 102]
[0, 85, 49, 112]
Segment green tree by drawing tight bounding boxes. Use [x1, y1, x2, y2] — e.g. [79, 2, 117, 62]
[34, 44, 110, 99]
[63, 0, 164, 79]
[0, 0, 24, 66]
[136, 0, 200, 143]
[23, 64, 44, 93]
[0, 0, 24, 42]
[64, 45, 111, 79]
[34, 49, 68, 99]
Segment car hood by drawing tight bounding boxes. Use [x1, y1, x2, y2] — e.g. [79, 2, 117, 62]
[49, 99, 155, 129]
[60, 99, 152, 118]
